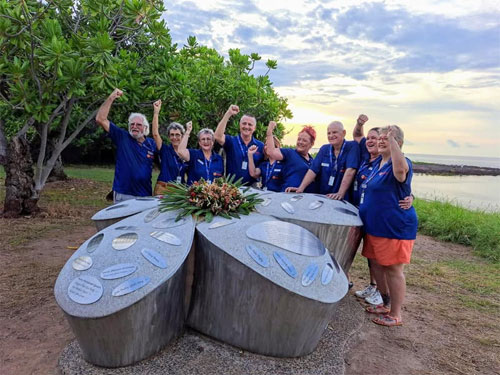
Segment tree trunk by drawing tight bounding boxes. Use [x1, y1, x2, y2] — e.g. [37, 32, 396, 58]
[3, 135, 39, 217]
[47, 154, 67, 182]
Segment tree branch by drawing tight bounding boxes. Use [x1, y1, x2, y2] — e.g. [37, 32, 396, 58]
[15, 117, 35, 137]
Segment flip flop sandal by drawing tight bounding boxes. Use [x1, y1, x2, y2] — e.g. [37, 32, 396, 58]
[365, 304, 390, 314]
[372, 315, 403, 327]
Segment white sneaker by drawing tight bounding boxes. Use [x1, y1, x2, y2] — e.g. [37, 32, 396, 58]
[355, 284, 377, 298]
[365, 290, 383, 305]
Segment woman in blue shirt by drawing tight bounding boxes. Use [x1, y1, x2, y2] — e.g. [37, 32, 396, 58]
[359, 125, 418, 327]
[177, 123, 224, 185]
[247, 136, 283, 191]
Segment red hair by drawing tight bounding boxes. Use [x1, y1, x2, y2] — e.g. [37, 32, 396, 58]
[299, 125, 316, 145]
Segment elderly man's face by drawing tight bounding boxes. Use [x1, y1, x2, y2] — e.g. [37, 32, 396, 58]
[327, 123, 345, 147]
[239, 115, 256, 138]
[129, 116, 145, 139]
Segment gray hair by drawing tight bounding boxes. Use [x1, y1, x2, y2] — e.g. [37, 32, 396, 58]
[197, 128, 215, 141]
[128, 113, 150, 136]
[380, 125, 404, 147]
[327, 120, 344, 131]
[166, 122, 185, 135]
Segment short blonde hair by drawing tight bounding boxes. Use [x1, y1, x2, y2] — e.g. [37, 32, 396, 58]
[380, 125, 404, 147]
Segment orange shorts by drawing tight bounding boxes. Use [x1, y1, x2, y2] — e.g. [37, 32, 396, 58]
[361, 234, 414, 266]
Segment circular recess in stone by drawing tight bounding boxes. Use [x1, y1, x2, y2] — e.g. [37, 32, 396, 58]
[87, 233, 104, 253]
[334, 207, 358, 216]
[247, 221, 326, 257]
[302, 263, 319, 286]
[150, 231, 182, 245]
[290, 194, 303, 202]
[112, 276, 150, 297]
[72, 256, 93, 271]
[273, 251, 298, 278]
[321, 263, 334, 285]
[141, 248, 167, 269]
[115, 225, 140, 231]
[152, 217, 187, 229]
[245, 244, 270, 268]
[308, 200, 324, 210]
[100, 263, 138, 280]
[68, 275, 103, 305]
[112, 232, 138, 250]
[105, 203, 128, 211]
[281, 201, 295, 214]
[144, 208, 161, 223]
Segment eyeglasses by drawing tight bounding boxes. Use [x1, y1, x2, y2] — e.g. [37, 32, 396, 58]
[130, 123, 144, 127]
[169, 133, 182, 138]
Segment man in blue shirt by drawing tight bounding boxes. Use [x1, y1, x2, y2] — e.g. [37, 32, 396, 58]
[95, 88, 156, 203]
[214, 104, 264, 185]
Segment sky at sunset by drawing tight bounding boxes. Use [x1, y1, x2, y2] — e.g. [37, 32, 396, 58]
[163, 0, 500, 157]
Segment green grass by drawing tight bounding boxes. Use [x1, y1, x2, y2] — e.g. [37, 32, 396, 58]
[414, 198, 500, 263]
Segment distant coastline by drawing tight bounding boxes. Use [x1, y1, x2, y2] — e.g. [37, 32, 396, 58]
[413, 162, 500, 176]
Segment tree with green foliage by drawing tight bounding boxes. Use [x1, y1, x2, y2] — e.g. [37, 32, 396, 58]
[0, 0, 291, 217]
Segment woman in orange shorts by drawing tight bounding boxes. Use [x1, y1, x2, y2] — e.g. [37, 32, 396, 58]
[358, 125, 418, 326]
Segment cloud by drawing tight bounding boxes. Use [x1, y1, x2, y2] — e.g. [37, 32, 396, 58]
[465, 142, 480, 148]
[447, 139, 460, 148]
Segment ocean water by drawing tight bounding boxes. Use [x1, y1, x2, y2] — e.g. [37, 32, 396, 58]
[406, 153, 500, 169]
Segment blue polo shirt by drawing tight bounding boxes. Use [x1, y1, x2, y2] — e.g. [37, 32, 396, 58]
[186, 149, 224, 185]
[224, 134, 264, 185]
[258, 160, 283, 192]
[359, 157, 418, 240]
[352, 158, 377, 207]
[158, 143, 188, 184]
[310, 140, 360, 201]
[359, 137, 370, 163]
[280, 148, 317, 193]
[108, 122, 156, 196]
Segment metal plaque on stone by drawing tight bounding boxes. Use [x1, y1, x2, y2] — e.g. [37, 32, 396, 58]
[246, 221, 326, 256]
[112, 276, 150, 297]
[152, 217, 187, 229]
[281, 201, 295, 214]
[136, 197, 155, 201]
[290, 194, 303, 202]
[68, 275, 103, 305]
[245, 244, 270, 268]
[115, 226, 140, 231]
[321, 263, 334, 285]
[144, 209, 161, 223]
[150, 231, 182, 245]
[273, 251, 298, 278]
[112, 232, 138, 250]
[209, 220, 235, 229]
[100, 263, 138, 280]
[308, 200, 324, 210]
[86, 234, 104, 253]
[260, 198, 271, 207]
[72, 256, 93, 271]
[105, 203, 128, 211]
[141, 248, 167, 269]
[302, 263, 319, 286]
[334, 207, 358, 216]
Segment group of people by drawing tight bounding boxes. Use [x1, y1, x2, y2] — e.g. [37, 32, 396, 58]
[95, 88, 418, 327]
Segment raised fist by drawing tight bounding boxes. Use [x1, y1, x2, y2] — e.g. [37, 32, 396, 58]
[185, 121, 192, 133]
[227, 104, 239, 116]
[153, 100, 162, 113]
[110, 88, 123, 100]
[267, 121, 277, 135]
[357, 114, 368, 125]
[248, 145, 258, 155]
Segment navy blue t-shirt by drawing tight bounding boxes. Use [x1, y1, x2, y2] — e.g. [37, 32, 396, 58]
[186, 149, 224, 185]
[310, 140, 360, 201]
[258, 160, 283, 192]
[224, 134, 264, 185]
[359, 137, 370, 163]
[280, 148, 317, 193]
[108, 122, 156, 196]
[359, 156, 418, 240]
[158, 143, 188, 184]
[352, 158, 377, 207]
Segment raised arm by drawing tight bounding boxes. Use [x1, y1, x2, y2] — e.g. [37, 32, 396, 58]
[265, 121, 283, 161]
[95, 88, 123, 132]
[247, 145, 261, 178]
[177, 121, 192, 162]
[352, 114, 368, 143]
[388, 125, 409, 182]
[214, 104, 239, 145]
[327, 168, 356, 200]
[285, 169, 316, 193]
[152, 99, 162, 150]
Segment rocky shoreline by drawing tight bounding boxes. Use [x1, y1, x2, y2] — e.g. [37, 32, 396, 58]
[413, 162, 500, 176]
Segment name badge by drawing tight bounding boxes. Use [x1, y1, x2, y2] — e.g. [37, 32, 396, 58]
[197, 159, 204, 165]
[361, 183, 367, 189]
[328, 176, 335, 186]
[274, 169, 281, 172]
[360, 192, 365, 204]
[176, 176, 182, 183]
[353, 180, 358, 191]
[321, 163, 329, 167]
[241, 161, 248, 170]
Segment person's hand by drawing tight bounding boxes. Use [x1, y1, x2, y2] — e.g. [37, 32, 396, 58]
[153, 99, 162, 114]
[387, 125, 396, 141]
[248, 145, 258, 155]
[267, 121, 277, 136]
[327, 192, 344, 200]
[109, 88, 123, 100]
[226, 105, 239, 117]
[185, 121, 192, 134]
[357, 114, 368, 126]
[399, 195, 414, 210]
[285, 187, 303, 193]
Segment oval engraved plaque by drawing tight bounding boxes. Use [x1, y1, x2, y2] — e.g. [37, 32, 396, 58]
[302, 263, 319, 286]
[115, 225, 139, 231]
[260, 198, 271, 207]
[144, 208, 161, 223]
[112, 232, 138, 250]
[152, 217, 187, 229]
[112, 276, 150, 297]
[273, 251, 297, 278]
[245, 244, 270, 268]
[321, 263, 334, 285]
[150, 231, 182, 245]
[136, 197, 155, 201]
[101, 263, 138, 280]
[141, 248, 167, 269]
[334, 207, 358, 216]
[247, 221, 326, 256]
[87, 233, 104, 253]
[281, 202, 295, 214]
[308, 200, 324, 210]
[72, 256, 93, 271]
[105, 203, 128, 211]
[209, 220, 235, 229]
[68, 275, 103, 305]
[290, 194, 303, 202]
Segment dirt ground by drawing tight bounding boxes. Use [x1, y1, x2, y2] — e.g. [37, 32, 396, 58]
[0, 193, 499, 374]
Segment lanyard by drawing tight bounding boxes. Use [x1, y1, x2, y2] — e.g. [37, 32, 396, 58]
[329, 140, 346, 175]
[171, 146, 183, 176]
[204, 154, 212, 181]
[237, 135, 251, 161]
[361, 157, 386, 189]
[264, 161, 276, 186]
